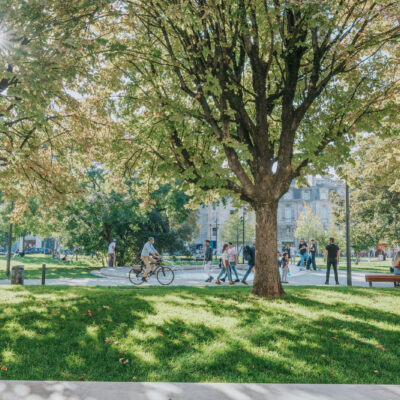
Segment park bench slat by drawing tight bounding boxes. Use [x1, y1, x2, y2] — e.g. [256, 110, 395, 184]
[365, 274, 400, 287]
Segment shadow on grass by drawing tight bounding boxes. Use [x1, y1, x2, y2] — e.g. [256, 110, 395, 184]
[0, 286, 398, 383]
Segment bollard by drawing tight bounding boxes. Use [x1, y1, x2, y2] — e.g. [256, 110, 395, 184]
[11, 265, 24, 285]
[42, 264, 46, 285]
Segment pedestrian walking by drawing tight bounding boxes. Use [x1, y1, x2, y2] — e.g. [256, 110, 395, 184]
[204, 240, 213, 282]
[107, 239, 116, 268]
[324, 237, 340, 285]
[242, 242, 255, 285]
[307, 239, 317, 271]
[215, 243, 234, 285]
[281, 252, 290, 283]
[227, 242, 240, 282]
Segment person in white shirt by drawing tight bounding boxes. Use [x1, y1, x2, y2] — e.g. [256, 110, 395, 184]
[215, 243, 234, 285]
[140, 237, 160, 281]
[290, 243, 297, 265]
[108, 239, 116, 268]
[226, 242, 240, 282]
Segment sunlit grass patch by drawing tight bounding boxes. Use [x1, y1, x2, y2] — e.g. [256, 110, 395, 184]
[0, 254, 102, 280]
[0, 286, 398, 383]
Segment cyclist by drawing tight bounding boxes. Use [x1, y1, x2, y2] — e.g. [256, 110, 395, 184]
[141, 237, 160, 281]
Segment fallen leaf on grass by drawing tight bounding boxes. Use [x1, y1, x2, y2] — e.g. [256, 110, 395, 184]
[158, 332, 164, 335]
[102, 305, 111, 310]
[87, 310, 92, 317]
[119, 358, 129, 365]
[321, 355, 326, 358]
[1, 366, 7, 371]
[132, 377, 136, 381]
[105, 338, 110, 343]
[374, 370, 379, 374]
[376, 345, 385, 351]
[339, 309, 345, 312]
[114, 341, 119, 345]
[79, 374, 86, 380]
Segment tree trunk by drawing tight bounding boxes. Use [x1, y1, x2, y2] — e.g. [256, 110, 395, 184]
[252, 202, 284, 298]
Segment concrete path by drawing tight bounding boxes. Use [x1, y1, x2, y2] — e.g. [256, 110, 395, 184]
[0, 381, 399, 400]
[0, 266, 396, 288]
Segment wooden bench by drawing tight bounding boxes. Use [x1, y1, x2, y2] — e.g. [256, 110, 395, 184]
[365, 274, 400, 287]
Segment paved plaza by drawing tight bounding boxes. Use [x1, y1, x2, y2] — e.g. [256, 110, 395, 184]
[0, 381, 399, 400]
[0, 264, 396, 288]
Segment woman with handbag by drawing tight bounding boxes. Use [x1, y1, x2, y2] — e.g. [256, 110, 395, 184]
[215, 243, 234, 285]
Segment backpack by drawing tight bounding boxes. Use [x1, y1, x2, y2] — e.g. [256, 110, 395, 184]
[243, 245, 252, 261]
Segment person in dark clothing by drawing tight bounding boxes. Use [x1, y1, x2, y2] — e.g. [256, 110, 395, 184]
[283, 244, 291, 262]
[204, 240, 214, 282]
[324, 237, 340, 285]
[307, 239, 317, 271]
[242, 242, 255, 285]
[299, 239, 308, 269]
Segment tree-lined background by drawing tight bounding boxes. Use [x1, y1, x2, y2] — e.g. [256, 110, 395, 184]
[1, 0, 400, 297]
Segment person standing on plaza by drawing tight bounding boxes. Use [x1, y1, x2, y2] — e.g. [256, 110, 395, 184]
[215, 243, 234, 285]
[108, 239, 116, 268]
[324, 237, 340, 285]
[281, 252, 290, 283]
[204, 240, 214, 282]
[298, 239, 308, 270]
[283, 244, 291, 264]
[242, 242, 255, 285]
[141, 237, 160, 281]
[307, 239, 317, 271]
[290, 243, 297, 265]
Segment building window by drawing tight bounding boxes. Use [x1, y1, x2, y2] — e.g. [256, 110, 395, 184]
[303, 191, 310, 200]
[283, 191, 291, 200]
[322, 207, 328, 220]
[285, 206, 292, 220]
[320, 189, 329, 200]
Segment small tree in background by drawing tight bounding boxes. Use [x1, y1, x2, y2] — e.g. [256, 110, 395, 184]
[220, 210, 255, 255]
[294, 204, 326, 253]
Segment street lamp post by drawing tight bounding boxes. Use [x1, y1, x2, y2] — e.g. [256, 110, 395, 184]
[242, 208, 245, 263]
[6, 201, 14, 278]
[345, 182, 352, 286]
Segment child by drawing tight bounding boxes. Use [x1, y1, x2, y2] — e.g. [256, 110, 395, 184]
[281, 252, 290, 284]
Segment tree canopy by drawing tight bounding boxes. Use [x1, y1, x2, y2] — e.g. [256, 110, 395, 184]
[2, 0, 400, 297]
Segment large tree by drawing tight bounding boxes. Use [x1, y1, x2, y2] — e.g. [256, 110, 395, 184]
[94, 0, 400, 297]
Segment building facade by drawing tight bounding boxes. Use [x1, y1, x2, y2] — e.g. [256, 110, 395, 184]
[193, 176, 344, 254]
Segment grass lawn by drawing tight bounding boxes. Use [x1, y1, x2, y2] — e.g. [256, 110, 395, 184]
[0, 286, 399, 383]
[338, 260, 392, 274]
[0, 254, 103, 280]
[167, 256, 393, 274]
[309, 257, 392, 274]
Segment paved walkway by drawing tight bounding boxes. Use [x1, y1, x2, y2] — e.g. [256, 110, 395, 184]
[0, 381, 399, 400]
[0, 266, 396, 288]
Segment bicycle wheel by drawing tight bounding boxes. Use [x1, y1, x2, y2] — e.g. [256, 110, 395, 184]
[129, 266, 144, 285]
[156, 266, 174, 285]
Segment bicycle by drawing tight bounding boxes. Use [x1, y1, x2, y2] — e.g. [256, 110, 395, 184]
[128, 258, 175, 286]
